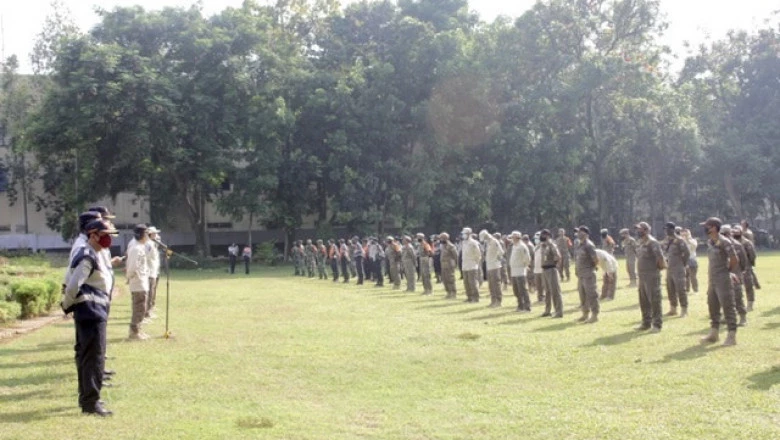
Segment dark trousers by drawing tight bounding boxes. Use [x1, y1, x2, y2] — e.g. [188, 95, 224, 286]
[75, 320, 106, 409]
[511, 276, 530, 310]
[331, 259, 339, 281]
[229, 255, 236, 274]
[364, 258, 373, 281]
[374, 258, 384, 286]
[355, 256, 364, 284]
[341, 258, 350, 281]
[243, 256, 250, 274]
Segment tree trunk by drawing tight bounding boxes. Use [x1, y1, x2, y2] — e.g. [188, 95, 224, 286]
[247, 211, 253, 250]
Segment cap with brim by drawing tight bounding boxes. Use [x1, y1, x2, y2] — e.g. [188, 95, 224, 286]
[664, 222, 676, 229]
[634, 222, 651, 230]
[147, 226, 161, 234]
[619, 228, 629, 235]
[78, 212, 102, 231]
[576, 226, 590, 235]
[699, 217, 722, 228]
[386, 236, 394, 241]
[85, 219, 118, 235]
[541, 229, 551, 236]
[88, 206, 115, 219]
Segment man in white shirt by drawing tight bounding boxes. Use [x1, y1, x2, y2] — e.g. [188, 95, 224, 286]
[480, 230, 505, 307]
[126, 224, 150, 340]
[145, 226, 162, 319]
[460, 227, 482, 303]
[595, 248, 618, 301]
[509, 231, 531, 312]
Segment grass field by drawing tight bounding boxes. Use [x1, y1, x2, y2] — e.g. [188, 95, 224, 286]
[1, 254, 779, 439]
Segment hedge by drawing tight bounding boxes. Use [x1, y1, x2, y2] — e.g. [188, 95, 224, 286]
[0, 301, 21, 323]
[10, 279, 57, 319]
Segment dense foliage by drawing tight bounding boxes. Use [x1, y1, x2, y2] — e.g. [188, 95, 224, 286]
[1, 0, 778, 255]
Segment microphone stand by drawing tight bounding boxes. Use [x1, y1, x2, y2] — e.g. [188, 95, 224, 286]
[153, 238, 198, 339]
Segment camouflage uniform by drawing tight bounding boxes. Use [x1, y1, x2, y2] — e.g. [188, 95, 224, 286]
[292, 242, 305, 276]
[304, 240, 316, 277]
[734, 229, 756, 311]
[386, 239, 402, 290]
[417, 234, 434, 295]
[722, 226, 747, 325]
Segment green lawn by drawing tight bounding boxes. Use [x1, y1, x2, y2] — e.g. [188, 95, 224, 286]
[1, 255, 779, 439]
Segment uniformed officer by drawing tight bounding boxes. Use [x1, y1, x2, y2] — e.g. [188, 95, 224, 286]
[339, 239, 351, 283]
[304, 239, 316, 278]
[351, 236, 365, 285]
[316, 239, 328, 280]
[62, 219, 117, 416]
[741, 220, 761, 290]
[509, 231, 531, 312]
[401, 236, 417, 292]
[538, 229, 563, 318]
[439, 233, 459, 299]
[732, 225, 756, 311]
[481, 230, 505, 307]
[574, 226, 599, 323]
[619, 228, 638, 287]
[328, 239, 340, 282]
[145, 226, 162, 319]
[228, 243, 239, 274]
[461, 227, 482, 303]
[386, 237, 402, 289]
[634, 221, 666, 332]
[681, 228, 699, 293]
[721, 225, 748, 327]
[595, 249, 618, 300]
[700, 217, 739, 346]
[555, 228, 571, 282]
[662, 222, 690, 318]
[416, 233, 434, 295]
[292, 240, 304, 276]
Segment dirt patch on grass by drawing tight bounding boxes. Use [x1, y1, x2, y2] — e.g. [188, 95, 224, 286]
[0, 313, 67, 344]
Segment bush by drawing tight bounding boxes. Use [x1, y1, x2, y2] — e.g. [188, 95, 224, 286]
[255, 241, 283, 266]
[42, 278, 61, 310]
[0, 301, 21, 323]
[10, 280, 51, 318]
[0, 283, 11, 302]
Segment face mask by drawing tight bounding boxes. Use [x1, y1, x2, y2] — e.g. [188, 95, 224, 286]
[601, 233, 607, 239]
[540, 236, 548, 242]
[417, 239, 423, 243]
[733, 234, 742, 240]
[636, 229, 646, 238]
[702, 226, 711, 235]
[98, 234, 112, 249]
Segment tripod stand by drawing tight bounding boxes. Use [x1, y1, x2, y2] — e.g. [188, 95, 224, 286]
[156, 243, 198, 339]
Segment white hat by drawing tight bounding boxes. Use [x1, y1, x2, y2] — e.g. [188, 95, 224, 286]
[600, 228, 608, 234]
[147, 226, 161, 234]
[511, 230, 522, 238]
[479, 229, 490, 241]
[461, 227, 472, 235]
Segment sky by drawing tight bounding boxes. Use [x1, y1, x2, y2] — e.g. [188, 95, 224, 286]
[0, 0, 777, 74]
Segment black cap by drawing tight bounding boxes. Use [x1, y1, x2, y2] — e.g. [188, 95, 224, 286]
[664, 222, 676, 229]
[133, 223, 148, 235]
[85, 219, 118, 235]
[576, 225, 590, 235]
[88, 206, 115, 219]
[699, 217, 722, 229]
[78, 211, 101, 233]
[540, 229, 551, 236]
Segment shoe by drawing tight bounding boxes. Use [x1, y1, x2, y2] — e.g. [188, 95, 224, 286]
[666, 306, 678, 317]
[738, 314, 747, 327]
[722, 330, 737, 346]
[635, 324, 651, 331]
[700, 328, 719, 344]
[540, 312, 552, 317]
[679, 307, 688, 318]
[488, 302, 501, 308]
[103, 369, 116, 376]
[141, 318, 152, 325]
[584, 315, 599, 324]
[82, 403, 113, 417]
[747, 301, 754, 312]
[649, 326, 661, 333]
[127, 332, 150, 341]
[577, 313, 589, 322]
[552, 314, 563, 319]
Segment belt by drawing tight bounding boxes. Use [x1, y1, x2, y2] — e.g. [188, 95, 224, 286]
[542, 265, 557, 270]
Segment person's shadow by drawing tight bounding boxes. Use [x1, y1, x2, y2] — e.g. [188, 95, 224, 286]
[586, 330, 649, 347]
[746, 365, 780, 390]
[655, 343, 722, 364]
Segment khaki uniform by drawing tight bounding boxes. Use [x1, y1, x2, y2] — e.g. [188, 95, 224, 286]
[621, 236, 638, 285]
[386, 243, 402, 289]
[401, 243, 417, 292]
[602, 235, 616, 254]
[555, 235, 571, 281]
[636, 235, 664, 329]
[441, 241, 459, 298]
[419, 241, 434, 295]
[575, 239, 599, 316]
[662, 234, 690, 310]
[539, 241, 563, 316]
[738, 237, 756, 305]
[730, 238, 748, 318]
[707, 235, 738, 332]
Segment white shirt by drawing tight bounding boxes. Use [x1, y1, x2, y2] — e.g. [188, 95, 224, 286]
[533, 245, 543, 274]
[484, 236, 504, 270]
[595, 249, 618, 274]
[147, 241, 160, 278]
[509, 240, 531, 275]
[64, 233, 88, 284]
[684, 237, 697, 259]
[126, 239, 150, 292]
[461, 238, 482, 271]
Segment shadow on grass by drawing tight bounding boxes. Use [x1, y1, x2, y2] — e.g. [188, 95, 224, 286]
[746, 365, 780, 390]
[465, 311, 517, 321]
[442, 306, 489, 315]
[761, 306, 780, 318]
[0, 406, 73, 423]
[655, 343, 724, 363]
[533, 320, 578, 332]
[0, 357, 72, 370]
[413, 302, 463, 310]
[0, 389, 53, 404]
[586, 330, 649, 347]
[762, 322, 780, 331]
[604, 304, 640, 313]
[0, 372, 70, 388]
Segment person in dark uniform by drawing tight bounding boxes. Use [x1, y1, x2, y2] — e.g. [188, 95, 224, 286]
[634, 222, 666, 332]
[62, 219, 117, 416]
[574, 226, 599, 323]
[700, 217, 739, 346]
[732, 225, 756, 311]
[662, 222, 690, 317]
[721, 225, 748, 327]
[620, 228, 638, 287]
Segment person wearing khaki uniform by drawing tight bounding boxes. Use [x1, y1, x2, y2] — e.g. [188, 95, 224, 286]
[385, 237, 402, 289]
[461, 228, 482, 303]
[401, 236, 417, 292]
[126, 224, 150, 340]
[600, 229, 616, 254]
[700, 217, 740, 346]
[574, 226, 599, 323]
[480, 230, 505, 307]
[662, 222, 690, 318]
[741, 220, 761, 290]
[732, 225, 756, 311]
[634, 222, 666, 332]
[538, 229, 563, 318]
[416, 233, 434, 295]
[555, 229, 571, 282]
[509, 231, 531, 311]
[439, 233, 458, 299]
[721, 225, 748, 326]
[620, 228, 638, 287]
[681, 229, 699, 293]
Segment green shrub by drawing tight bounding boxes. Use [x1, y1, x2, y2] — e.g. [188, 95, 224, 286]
[0, 301, 21, 323]
[0, 283, 11, 302]
[42, 278, 61, 310]
[10, 280, 50, 318]
[255, 241, 283, 266]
